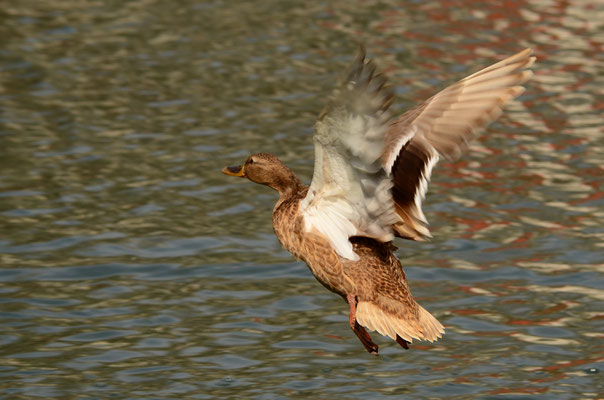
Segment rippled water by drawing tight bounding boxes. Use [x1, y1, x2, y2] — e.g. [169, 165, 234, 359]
[1, 0, 603, 398]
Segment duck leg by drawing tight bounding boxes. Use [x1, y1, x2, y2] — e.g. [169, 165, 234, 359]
[347, 294, 379, 355]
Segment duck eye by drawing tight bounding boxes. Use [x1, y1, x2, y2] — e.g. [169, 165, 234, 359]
[249, 158, 254, 164]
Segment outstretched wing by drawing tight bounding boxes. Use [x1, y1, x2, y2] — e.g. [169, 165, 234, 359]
[301, 47, 398, 261]
[301, 48, 535, 259]
[383, 49, 535, 241]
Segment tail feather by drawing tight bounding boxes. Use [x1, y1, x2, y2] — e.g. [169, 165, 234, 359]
[356, 300, 444, 344]
[417, 304, 445, 342]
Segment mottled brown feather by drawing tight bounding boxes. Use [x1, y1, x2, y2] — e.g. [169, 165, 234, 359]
[271, 183, 443, 346]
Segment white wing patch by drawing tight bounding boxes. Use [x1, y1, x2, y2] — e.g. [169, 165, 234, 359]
[303, 193, 360, 261]
[413, 150, 439, 225]
[384, 124, 417, 174]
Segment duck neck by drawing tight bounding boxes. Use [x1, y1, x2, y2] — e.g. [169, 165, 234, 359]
[269, 165, 303, 205]
[276, 169, 303, 199]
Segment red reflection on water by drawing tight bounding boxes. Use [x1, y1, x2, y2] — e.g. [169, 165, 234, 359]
[324, 334, 347, 341]
[508, 319, 557, 326]
[541, 356, 604, 373]
[451, 309, 489, 316]
[539, 302, 569, 314]
[571, 191, 604, 206]
[491, 387, 548, 395]
[454, 371, 503, 385]
[411, 345, 431, 351]
[483, 232, 534, 253]
[530, 372, 567, 384]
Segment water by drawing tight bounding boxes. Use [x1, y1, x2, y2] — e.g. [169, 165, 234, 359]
[1, 0, 603, 398]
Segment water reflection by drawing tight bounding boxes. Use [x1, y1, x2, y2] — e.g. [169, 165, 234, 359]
[1, 0, 603, 398]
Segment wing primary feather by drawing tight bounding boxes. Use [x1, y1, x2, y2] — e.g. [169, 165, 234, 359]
[385, 49, 534, 240]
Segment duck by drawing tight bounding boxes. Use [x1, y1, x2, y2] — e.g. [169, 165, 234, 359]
[223, 46, 535, 355]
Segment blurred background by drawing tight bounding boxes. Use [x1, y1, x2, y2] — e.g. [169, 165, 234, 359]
[1, 0, 602, 398]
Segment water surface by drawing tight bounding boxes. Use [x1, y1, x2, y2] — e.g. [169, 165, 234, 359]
[1, 0, 603, 398]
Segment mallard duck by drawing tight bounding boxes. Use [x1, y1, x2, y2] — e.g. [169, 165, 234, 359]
[223, 47, 534, 355]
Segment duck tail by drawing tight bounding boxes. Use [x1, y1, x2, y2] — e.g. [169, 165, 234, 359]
[417, 304, 445, 342]
[356, 297, 445, 344]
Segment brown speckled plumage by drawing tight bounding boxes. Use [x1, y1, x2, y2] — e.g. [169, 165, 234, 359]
[223, 46, 534, 355]
[266, 160, 440, 354]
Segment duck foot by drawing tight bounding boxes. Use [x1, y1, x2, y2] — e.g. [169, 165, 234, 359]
[354, 322, 379, 355]
[347, 294, 379, 355]
[396, 335, 410, 350]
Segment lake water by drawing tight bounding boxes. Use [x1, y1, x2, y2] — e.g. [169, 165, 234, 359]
[1, 0, 603, 399]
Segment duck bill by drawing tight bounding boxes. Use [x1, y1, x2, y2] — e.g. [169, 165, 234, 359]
[222, 165, 246, 177]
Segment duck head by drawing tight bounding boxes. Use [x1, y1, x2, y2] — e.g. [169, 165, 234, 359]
[222, 153, 302, 195]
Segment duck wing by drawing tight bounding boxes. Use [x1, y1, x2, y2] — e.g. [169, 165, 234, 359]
[383, 49, 535, 241]
[300, 47, 398, 261]
[301, 48, 535, 260]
